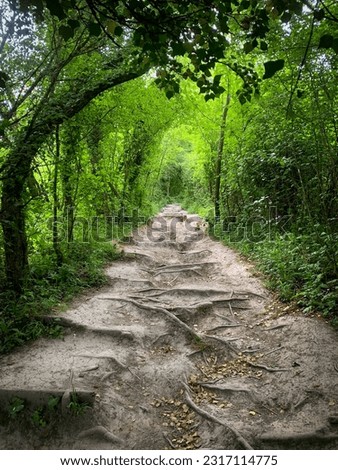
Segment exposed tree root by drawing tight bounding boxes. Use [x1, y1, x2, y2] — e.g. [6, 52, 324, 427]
[79, 365, 99, 377]
[258, 431, 338, 443]
[187, 349, 209, 358]
[204, 335, 239, 354]
[246, 361, 290, 372]
[154, 262, 216, 272]
[163, 432, 177, 449]
[209, 302, 251, 312]
[228, 302, 235, 317]
[198, 382, 257, 401]
[133, 287, 166, 294]
[152, 333, 172, 345]
[262, 346, 284, 357]
[87, 327, 134, 340]
[241, 348, 262, 354]
[167, 302, 213, 313]
[182, 383, 253, 450]
[206, 324, 243, 332]
[294, 396, 308, 409]
[98, 296, 201, 339]
[214, 313, 238, 323]
[77, 426, 122, 443]
[178, 249, 212, 255]
[110, 277, 155, 285]
[146, 288, 247, 298]
[128, 299, 202, 339]
[263, 323, 290, 331]
[76, 353, 127, 370]
[153, 267, 203, 276]
[123, 251, 158, 263]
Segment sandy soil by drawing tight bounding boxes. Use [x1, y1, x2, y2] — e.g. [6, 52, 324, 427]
[1, 204, 338, 450]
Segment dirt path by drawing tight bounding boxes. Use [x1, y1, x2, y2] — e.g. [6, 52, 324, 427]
[1, 204, 338, 450]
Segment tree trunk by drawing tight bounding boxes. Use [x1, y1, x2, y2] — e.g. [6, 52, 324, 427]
[1, 181, 28, 293]
[214, 92, 231, 221]
[0, 68, 146, 293]
[53, 125, 63, 266]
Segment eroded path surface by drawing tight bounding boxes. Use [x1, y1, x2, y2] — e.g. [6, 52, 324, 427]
[1, 204, 338, 449]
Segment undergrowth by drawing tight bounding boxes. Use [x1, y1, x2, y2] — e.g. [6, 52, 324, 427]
[0, 241, 121, 354]
[213, 221, 338, 325]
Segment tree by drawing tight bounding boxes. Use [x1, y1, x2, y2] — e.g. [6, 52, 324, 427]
[0, 4, 147, 291]
[1, 0, 337, 293]
[214, 91, 231, 220]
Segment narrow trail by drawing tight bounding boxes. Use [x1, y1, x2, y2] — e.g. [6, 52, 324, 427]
[1, 204, 338, 449]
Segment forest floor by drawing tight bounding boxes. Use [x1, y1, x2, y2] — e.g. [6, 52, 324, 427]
[1, 204, 338, 450]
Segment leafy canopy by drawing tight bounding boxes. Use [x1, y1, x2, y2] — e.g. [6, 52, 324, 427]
[5, 0, 336, 102]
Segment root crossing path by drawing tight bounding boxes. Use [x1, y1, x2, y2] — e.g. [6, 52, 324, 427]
[1, 204, 338, 449]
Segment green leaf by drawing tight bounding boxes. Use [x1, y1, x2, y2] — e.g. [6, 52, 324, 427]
[333, 38, 338, 54]
[0, 119, 10, 135]
[260, 41, 268, 51]
[318, 34, 333, 49]
[240, 0, 251, 10]
[88, 22, 102, 37]
[204, 94, 214, 102]
[313, 9, 325, 21]
[213, 74, 222, 86]
[107, 20, 117, 35]
[45, 0, 66, 20]
[238, 93, 247, 105]
[172, 42, 186, 56]
[165, 90, 174, 100]
[67, 19, 80, 30]
[281, 12, 292, 23]
[59, 25, 74, 41]
[115, 26, 124, 37]
[263, 59, 285, 79]
[291, 1, 303, 15]
[296, 89, 305, 98]
[244, 42, 254, 54]
[0, 71, 10, 88]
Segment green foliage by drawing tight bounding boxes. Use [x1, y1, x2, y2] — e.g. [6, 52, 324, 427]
[151, 8, 338, 321]
[30, 396, 61, 428]
[31, 407, 47, 428]
[68, 392, 90, 416]
[0, 0, 337, 351]
[8, 397, 25, 418]
[221, 230, 337, 320]
[263, 59, 285, 79]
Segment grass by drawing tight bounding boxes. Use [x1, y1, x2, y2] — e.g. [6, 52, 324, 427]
[215, 222, 338, 324]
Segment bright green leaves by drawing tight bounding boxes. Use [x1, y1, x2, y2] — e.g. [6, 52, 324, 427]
[263, 59, 285, 79]
[318, 35, 338, 54]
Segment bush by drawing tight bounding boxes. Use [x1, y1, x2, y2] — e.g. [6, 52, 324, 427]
[218, 225, 338, 322]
